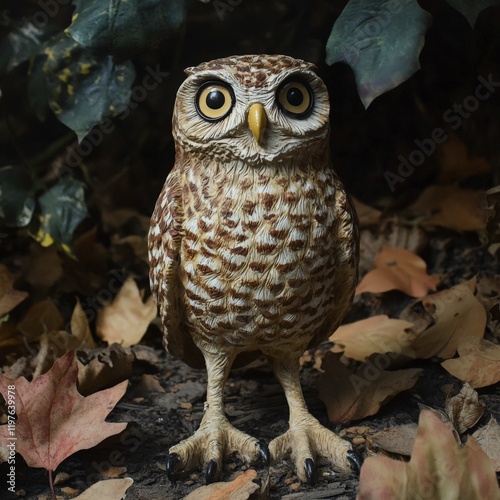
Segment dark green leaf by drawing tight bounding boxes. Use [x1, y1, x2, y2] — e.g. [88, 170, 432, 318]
[34, 177, 88, 250]
[0, 166, 35, 227]
[0, 20, 58, 73]
[445, 0, 500, 27]
[326, 0, 433, 108]
[38, 33, 135, 141]
[68, 0, 186, 55]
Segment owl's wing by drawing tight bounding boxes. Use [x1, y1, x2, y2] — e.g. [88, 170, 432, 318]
[148, 168, 204, 368]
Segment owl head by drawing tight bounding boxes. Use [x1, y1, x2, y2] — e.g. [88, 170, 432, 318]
[172, 55, 330, 164]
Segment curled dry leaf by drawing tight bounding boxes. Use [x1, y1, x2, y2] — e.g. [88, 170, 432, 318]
[96, 277, 157, 347]
[445, 383, 485, 435]
[31, 300, 97, 377]
[0, 350, 128, 475]
[329, 315, 417, 362]
[0, 264, 28, 316]
[441, 336, 500, 388]
[366, 423, 418, 457]
[408, 185, 490, 232]
[184, 469, 260, 500]
[77, 344, 134, 396]
[357, 410, 500, 500]
[411, 278, 486, 359]
[317, 352, 422, 424]
[355, 247, 438, 298]
[472, 417, 500, 472]
[72, 478, 134, 500]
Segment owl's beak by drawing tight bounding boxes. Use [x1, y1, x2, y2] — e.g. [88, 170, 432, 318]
[247, 103, 267, 145]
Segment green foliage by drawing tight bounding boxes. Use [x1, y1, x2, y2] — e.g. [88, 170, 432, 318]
[326, 0, 433, 108]
[33, 177, 88, 253]
[35, 33, 135, 142]
[68, 0, 186, 55]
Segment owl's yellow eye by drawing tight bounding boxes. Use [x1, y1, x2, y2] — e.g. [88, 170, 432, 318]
[196, 81, 234, 121]
[277, 80, 313, 117]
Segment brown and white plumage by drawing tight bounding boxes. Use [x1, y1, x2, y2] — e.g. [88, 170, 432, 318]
[148, 54, 360, 484]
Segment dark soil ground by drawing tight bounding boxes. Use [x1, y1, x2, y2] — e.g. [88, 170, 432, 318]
[2, 232, 499, 500]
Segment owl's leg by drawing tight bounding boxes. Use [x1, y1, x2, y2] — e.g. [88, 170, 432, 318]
[268, 354, 362, 484]
[166, 350, 269, 484]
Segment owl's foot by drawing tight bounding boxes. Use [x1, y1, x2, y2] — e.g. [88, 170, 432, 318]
[269, 414, 361, 483]
[166, 409, 269, 484]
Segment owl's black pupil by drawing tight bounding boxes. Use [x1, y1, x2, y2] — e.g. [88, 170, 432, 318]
[206, 89, 225, 109]
[287, 87, 304, 106]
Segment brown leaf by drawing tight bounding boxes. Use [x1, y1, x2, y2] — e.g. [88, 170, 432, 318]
[77, 344, 134, 396]
[408, 185, 490, 232]
[0, 264, 28, 316]
[72, 478, 133, 500]
[23, 245, 63, 289]
[70, 299, 96, 349]
[445, 383, 485, 435]
[96, 278, 157, 347]
[366, 423, 418, 457]
[356, 247, 438, 298]
[16, 299, 64, 342]
[329, 315, 417, 362]
[317, 352, 422, 423]
[184, 469, 261, 500]
[0, 350, 127, 473]
[352, 198, 382, 227]
[411, 278, 486, 359]
[472, 417, 500, 472]
[441, 336, 500, 388]
[357, 410, 500, 500]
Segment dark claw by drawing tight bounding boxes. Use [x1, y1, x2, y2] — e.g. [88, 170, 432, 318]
[305, 457, 316, 485]
[205, 459, 217, 485]
[166, 453, 179, 483]
[347, 450, 363, 474]
[257, 440, 270, 465]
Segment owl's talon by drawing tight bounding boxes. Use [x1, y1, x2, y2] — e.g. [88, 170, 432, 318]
[205, 459, 218, 484]
[166, 453, 180, 483]
[347, 449, 363, 474]
[257, 440, 270, 465]
[305, 457, 316, 485]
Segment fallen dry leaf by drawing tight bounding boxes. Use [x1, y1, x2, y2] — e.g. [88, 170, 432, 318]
[0, 264, 28, 316]
[445, 383, 485, 435]
[77, 344, 134, 396]
[411, 278, 486, 359]
[31, 302, 97, 377]
[357, 410, 500, 500]
[317, 352, 422, 423]
[23, 244, 63, 290]
[366, 423, 418, 457]
[96, 278, 157, 347]
[472, 417, 500, 472]
[329, 315, 417, 362]
[441, 336, 500, 388]
[0, 350, 127, 477]
[436, 134, 491, 184]
[352, 198, 382, 227]
[16, 299, 64, 342]
[184, 469, 260, 500]
[72, 478, 133, 500]
[356, 247, 438, 298]
[408, 185, 490, 232]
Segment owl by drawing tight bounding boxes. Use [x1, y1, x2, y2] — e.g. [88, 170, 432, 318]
[148, 54, 361, 485]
